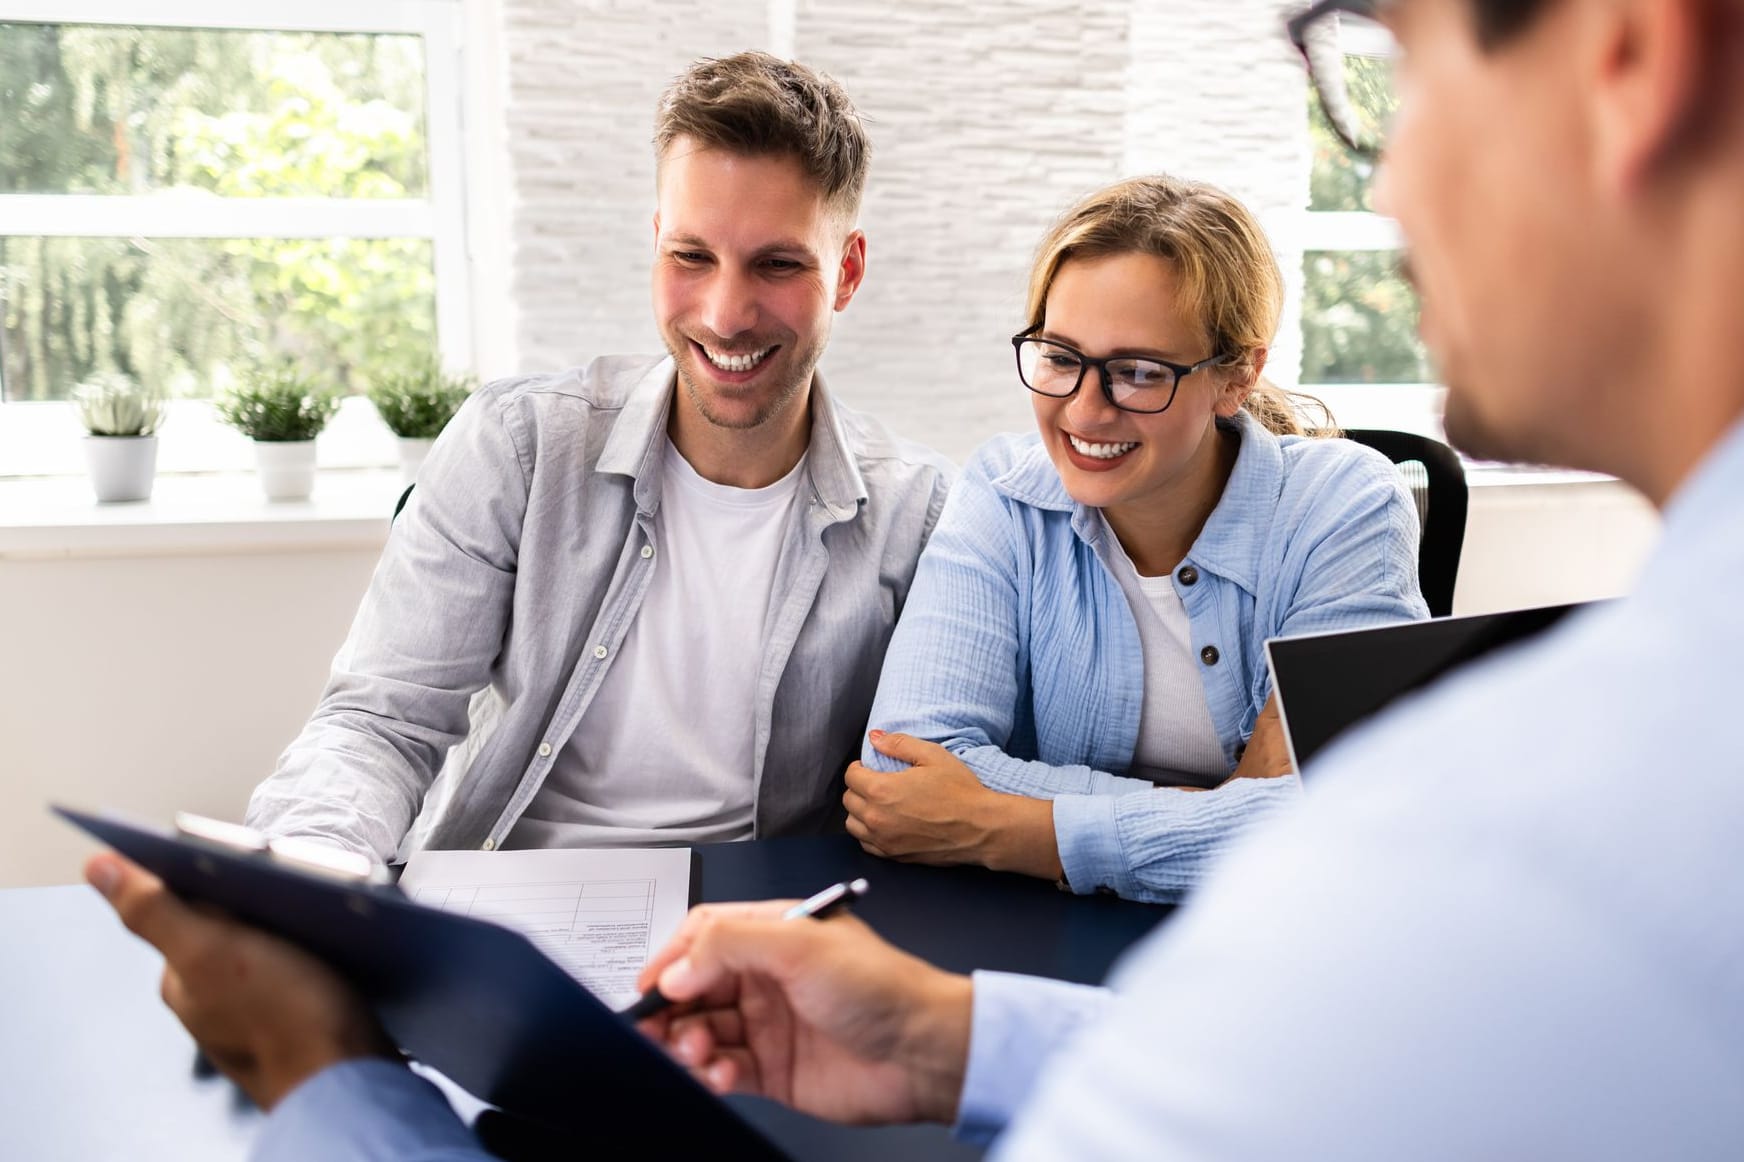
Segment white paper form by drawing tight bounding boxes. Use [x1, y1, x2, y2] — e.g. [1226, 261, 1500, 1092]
[399, 847, 693, 1008]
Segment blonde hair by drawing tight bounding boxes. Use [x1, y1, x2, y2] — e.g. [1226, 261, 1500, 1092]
[1025, 175, 1335, 436]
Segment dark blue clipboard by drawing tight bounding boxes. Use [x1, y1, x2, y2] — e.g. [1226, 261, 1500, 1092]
[54, 805, 788, 1160]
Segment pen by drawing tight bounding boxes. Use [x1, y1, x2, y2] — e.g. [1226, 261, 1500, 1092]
[620, 877, 870, 1021]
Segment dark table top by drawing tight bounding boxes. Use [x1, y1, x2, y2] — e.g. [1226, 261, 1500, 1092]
[0, 835, 1168, 1162]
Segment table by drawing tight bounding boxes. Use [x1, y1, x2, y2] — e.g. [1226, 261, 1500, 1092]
[0, 835, 1169, 1161]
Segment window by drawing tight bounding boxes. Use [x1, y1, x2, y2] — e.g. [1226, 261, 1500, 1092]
[1295, 28, 1441, 436]
[0, 0, 469, 475]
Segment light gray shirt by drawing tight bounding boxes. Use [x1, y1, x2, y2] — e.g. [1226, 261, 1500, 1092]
[245, 355, 953, 862]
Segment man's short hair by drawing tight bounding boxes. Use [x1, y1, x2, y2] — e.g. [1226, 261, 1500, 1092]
[653, 51, 871, 225]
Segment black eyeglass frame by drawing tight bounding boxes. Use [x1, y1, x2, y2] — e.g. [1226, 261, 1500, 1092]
[1286, 0, 1387, 160]
[1011, 328, 1225, 416]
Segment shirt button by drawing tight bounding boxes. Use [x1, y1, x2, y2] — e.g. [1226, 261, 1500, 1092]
[640, 545, 654, 559]
[1200, 645, 1221, 666]
[593, 645, 609, 659]
[481, 838, 496, 852]
[537, 742, 552, 757]
[1177, 564, 1199, 586]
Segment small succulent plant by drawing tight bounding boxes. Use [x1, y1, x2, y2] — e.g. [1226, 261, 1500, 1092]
[366, 356, 477, 439]
[216, 365, 342, 442]
[73, 371, 166, 437]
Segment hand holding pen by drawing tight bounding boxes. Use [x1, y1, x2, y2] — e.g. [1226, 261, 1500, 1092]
[629, 879, 975, 1125]
[622, 878, 870, 1020]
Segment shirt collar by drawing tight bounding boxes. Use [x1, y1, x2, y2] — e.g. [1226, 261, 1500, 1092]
[989, 409, 1284, 594]
[596, 359, 867, 520]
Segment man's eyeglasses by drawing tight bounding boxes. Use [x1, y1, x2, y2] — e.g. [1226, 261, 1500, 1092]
[1286, 0, 1399, 161]
[1012, 330, 1223, 416]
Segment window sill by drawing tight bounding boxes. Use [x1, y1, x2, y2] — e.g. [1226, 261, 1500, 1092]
[0, 469, 405, 560]
[0, 458, 1638, 563]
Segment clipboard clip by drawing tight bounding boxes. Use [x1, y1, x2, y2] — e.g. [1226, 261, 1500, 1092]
[174, 812, 392, 886]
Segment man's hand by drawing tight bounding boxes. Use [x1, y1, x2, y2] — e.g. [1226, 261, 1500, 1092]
[844, 731, 1063, 880]
[85, 852, 398, 1110]
[635, 902, 972, 1126]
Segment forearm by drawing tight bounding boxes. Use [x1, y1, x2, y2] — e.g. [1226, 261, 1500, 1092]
[976, 794, 1065, 881]
[1053, 775, 1304, 903]
[246, 728, 437, 862]
[958, 744, 1155, 800]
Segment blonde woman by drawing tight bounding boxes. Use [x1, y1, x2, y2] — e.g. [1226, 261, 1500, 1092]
[847, 175, 1428, 904]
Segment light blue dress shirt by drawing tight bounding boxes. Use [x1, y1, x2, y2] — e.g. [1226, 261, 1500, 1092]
[863, 411, 1427, 902]
[254, 419, 1744, 1160]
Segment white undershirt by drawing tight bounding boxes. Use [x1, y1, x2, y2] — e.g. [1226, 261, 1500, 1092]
[1100, 517, 1228, 787]
[507, 439, 806, 848]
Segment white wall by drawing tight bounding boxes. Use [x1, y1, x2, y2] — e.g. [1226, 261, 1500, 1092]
[487, 0, 1311, 462]
[0, 547, 382, 887]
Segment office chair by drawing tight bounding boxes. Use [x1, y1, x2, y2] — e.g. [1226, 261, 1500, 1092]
[1342, 429, 1468, 618]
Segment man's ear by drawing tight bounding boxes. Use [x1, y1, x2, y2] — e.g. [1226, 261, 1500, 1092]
[1590, 0, 1705, 196]
[834, 230, 868, 312]
[1214, 347, 1266, 417]
[652, 212, 661, 246]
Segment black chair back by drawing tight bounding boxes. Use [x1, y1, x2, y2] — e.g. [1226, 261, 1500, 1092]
[1342, 429, 1468, 618]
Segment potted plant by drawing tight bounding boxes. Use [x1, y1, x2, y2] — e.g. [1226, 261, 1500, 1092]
[366, 357, 477, 485]
[73, 371, 166, 503]
[215, 366, 341, 501]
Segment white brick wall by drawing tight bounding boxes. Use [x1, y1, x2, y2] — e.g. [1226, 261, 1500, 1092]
[488, 0, 1311, 462]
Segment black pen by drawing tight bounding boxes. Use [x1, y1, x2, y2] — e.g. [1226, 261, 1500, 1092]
[620, 877, 870, 1021]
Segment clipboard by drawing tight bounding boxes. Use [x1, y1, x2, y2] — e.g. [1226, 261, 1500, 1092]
[54, 805, 787, 1159]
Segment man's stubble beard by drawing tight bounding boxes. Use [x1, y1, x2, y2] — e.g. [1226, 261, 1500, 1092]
[669, 330, 826, 432]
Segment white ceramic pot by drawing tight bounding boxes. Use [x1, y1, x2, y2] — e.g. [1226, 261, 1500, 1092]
[396, 437, 435, 487]
[254, 439, 317, 501]
[83, 435, 158, 503]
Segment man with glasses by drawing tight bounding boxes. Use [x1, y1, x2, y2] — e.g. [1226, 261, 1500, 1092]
[85, 0, 1744, 1155]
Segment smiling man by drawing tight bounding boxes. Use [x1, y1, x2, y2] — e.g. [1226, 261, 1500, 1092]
[243, 52, 953, 862]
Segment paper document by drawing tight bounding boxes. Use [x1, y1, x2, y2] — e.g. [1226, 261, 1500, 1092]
[400, 846, 692, 1008]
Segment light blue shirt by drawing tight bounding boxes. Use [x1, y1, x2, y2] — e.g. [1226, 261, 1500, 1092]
[863, 411, 1427, 902]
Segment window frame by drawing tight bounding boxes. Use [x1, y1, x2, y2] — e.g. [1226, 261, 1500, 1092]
[0, 0, 473, 476]
[1286, 25, 1443, 438]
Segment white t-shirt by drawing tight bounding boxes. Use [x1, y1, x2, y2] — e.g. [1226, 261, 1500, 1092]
[1099, 517, 1228, 787]
[507, 439, 807, 848]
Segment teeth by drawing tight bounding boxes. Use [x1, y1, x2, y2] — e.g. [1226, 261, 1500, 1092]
[702, 345, 773, 373]
[1068, 434, 1139, 460]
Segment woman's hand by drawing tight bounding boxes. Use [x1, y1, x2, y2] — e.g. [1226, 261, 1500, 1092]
[1231, 693, 1294, 782]
[844, 731, 1063, 881]
[635, 903, 973, 1126]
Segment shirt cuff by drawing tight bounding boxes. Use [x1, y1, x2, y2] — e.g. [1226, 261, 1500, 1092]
[955, 971, 1112, 1145]
[254, 1059, 484, 1162]
[1052, 793, 1134, 898]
